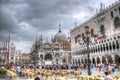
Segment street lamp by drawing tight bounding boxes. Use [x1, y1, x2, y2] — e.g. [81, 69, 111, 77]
[76, 26, 98, 76]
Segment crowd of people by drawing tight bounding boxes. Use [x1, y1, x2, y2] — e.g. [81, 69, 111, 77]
[0, 63, 120, 80]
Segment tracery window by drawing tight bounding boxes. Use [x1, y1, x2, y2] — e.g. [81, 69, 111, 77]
[100, 25, 105, 37]
[113, 42, 115, 49]
[111, 11, 113, 18]
[116, 40, 119, 49]
[119, 6, 120, 14]
[106, 43, 109, 51]
[109, 42, 112, 50]
[114, 17, 120, 28]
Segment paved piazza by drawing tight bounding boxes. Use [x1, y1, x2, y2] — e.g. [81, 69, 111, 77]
[0, 68, 120, 80]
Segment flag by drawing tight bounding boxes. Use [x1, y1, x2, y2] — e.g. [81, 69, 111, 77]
[77, 36, 81, 41]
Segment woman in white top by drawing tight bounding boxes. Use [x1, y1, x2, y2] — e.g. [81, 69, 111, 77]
[104, 71, 114, 80]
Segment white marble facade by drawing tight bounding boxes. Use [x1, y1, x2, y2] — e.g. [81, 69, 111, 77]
[31, 26, 70, 65]
[71, 1, 120, 65]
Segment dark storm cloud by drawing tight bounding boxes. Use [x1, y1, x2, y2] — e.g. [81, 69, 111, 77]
[0, 6, 17, 33]
[0, 0, 93, 32]
[16, 0, 91, 30]
[0, 0, 96, 52]
[0, 0, 116, 52]
[0, 0, 35, 42]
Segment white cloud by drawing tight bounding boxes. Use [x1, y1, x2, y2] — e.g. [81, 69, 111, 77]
[14, 40, 33, 53]
[19, 22, 35, 31]
[72, 11, 90, 21]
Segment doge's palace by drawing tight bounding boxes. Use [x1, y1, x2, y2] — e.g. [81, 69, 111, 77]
[71, 1, 120, 65]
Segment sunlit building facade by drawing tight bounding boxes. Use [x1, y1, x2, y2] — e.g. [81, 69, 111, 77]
[0, 47, 6, 65]
[71, 1, 120, 65]
[31, 25, 71, 65]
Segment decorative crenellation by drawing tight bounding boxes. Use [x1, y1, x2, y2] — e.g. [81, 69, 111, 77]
[71, 0, 120, 33]
[71, 1, 120, 66]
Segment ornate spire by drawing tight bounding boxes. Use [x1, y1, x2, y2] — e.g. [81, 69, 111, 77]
[39, 33, 43, 41]
[100, 2, 105, 12]
[59, 24, 61, 33]
[75, 22, 77, 27]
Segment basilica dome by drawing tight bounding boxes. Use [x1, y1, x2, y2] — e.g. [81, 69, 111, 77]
[54, 25, 67, 41]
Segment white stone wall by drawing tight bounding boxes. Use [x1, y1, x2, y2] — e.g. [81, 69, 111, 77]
[71, 1, 120, 65]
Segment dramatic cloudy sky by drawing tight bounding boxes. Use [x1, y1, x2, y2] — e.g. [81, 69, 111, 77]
[0, 0, 118, 53]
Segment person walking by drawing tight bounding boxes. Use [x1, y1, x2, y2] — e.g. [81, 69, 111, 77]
[34, 72, 40, 80]
[104, 71, 114, 80]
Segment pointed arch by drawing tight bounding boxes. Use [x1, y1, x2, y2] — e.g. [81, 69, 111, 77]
[115, 54, 120, 64]
[63, 58, 66, 63]
[45, 53, 52, 60]
[40, 55, 43, 61]
[92, 57, 95, 64]
[100, 25, 106, 37]
[81, 59, 84, 63]
[113, 41, 115, 50]
[114, 17, 120, 28]
[97, 57, 100, 64]
[78, 59, 80, 64]
[85, 58, 87, 64]
[102, 56, 106, 64]
[119, 6, 120, 14]
[116, 40, 119, 49]
[109, 42, 112, 50]
[107, 55, 113, 64]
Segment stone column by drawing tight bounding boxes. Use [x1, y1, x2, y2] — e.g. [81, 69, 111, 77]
[43, 54, 45, 65]
[95, 57, 97, 66]
[111, 41, 114, 52]
[112, 55, 115, 63]
[106, 58, 108, 64]
[90, 57, 93, 68]
[114, 40, 117, 52]
[101, 44, 103, 54]
[100, 57, 102, 64]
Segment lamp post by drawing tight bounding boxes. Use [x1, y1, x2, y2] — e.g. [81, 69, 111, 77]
[77, 26, 98, 76]
[32, 41, 38, 73]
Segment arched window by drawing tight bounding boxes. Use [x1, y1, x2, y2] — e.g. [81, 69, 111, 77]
[114, 17, 120, 28]
[96, 46, 98, 52]
[100, 45, 103, 51]
[91, 29, 94, 37]
[111, 11, 113, 18]
[119, 6, 120, 14]
[98, 45, 100, 52]
[45, 53, 52, 60]
[100, 25, 105, 37]
[113, 42, 115, 49]
[106, 43, 108, 51]
[109, 42, 112, 50]
[63, 59, 66, 63]
[116, 40, 119, 49]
